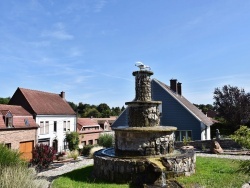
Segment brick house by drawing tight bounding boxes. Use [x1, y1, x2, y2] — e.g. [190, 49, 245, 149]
[77, 118, 103, 146]
[9, 88, 76, 152]
[0, 104, 38, 160]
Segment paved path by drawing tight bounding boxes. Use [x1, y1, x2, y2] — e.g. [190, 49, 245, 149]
[37, 157, 93, 187]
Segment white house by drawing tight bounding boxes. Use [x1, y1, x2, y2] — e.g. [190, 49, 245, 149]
[9, 88, 76, 152]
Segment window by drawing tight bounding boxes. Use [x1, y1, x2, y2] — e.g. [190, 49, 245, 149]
[67, 121, 70, 131]
[45, 121, 49, 134]
[5, 112, 13, 128]
[64, 139, 68, 150]
[88, 140, 93, 145]
[40, 121, 49, 134]
[63, 121, 66, 131]
[81, 141, 86, 146]
[54, 121, 57, 132]
[174, 130, 192, 141]
[40, 121, 45, 134]
[5, 143, 11, 149]
[95, 139, 98, 144]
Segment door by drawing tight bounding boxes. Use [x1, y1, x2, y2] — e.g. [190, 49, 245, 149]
[19, 141, 34, 161]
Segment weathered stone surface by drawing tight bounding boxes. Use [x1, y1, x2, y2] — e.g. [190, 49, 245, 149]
[211, 140, 224, 154]
[93, 149, 196, 187]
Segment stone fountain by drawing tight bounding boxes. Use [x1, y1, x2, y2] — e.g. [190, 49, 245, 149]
[93, 64, 196, 187]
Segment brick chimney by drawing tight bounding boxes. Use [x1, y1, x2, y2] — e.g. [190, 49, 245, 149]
[60, 91, 65, 99]
[177, 82, 182, 96]
[170, 79, 177, 93]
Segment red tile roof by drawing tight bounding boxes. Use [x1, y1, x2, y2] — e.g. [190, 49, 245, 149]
[0, 104, 37, 129]
[17, 88, 76, 115]
[77, 118, 99, 126]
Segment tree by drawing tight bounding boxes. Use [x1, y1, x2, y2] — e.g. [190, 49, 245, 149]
[0, 97, 10, 104]
[97, 103, 111, 117]
[213, 85, 250, 131]
[83, 108, 101, 118]
[193, 103, 214, 114]
[65, 132, 79, 151]
[68, 101, 78, 112]
[98, 134, 114, 148]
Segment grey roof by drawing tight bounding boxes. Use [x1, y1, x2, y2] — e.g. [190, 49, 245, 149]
[153, 79, 213, 127]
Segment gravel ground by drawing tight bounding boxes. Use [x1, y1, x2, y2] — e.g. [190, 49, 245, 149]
[37, 153, 250, 188]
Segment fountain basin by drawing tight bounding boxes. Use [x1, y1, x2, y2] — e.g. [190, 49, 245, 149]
[93, 147, 196, 187]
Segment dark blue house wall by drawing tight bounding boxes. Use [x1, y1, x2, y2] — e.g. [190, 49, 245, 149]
[152, 80, 201, 140]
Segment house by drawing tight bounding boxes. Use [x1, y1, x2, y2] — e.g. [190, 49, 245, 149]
[9, 88, 76, 152]
[0, 104, 38, 161]
[77, 118, 103, 146]
[112, 79, 213, 141]
[93, 116, 116, 134]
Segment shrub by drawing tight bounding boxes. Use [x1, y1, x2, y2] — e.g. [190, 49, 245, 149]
[231, 125, 250, 149]
[31, 144, 56, 171]
[67, 150, 79, 160]
[182, 137, 191, 146]
[0, 143, 26, 167]
[82, 145, 96, 156]
[98, 134, 113, 148]
[0, 165, 48, 188]
[65, 132, 80, 151]
[89, 146, 104, 158]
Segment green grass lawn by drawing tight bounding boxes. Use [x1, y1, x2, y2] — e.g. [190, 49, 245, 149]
[176, 157, 249, 188]
[52, 157, 249, 188]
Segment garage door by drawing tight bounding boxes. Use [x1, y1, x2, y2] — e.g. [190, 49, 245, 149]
[19, 141, 34, 161]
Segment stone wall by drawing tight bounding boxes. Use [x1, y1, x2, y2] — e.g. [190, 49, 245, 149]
[174, 139, 242, 150]
[94, 148, 196, 187]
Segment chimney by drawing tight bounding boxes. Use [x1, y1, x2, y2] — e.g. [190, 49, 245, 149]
[170, 79, 177, 93]
[177, 82, 182, 96]
[60, 91, 65, 99]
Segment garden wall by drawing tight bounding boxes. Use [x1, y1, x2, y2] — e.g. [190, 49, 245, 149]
[174, 139, 242, 150]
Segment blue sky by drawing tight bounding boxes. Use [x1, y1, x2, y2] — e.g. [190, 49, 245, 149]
[1, 0, 250, 108]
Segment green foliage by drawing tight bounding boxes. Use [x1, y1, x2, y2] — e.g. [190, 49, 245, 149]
[182, 137, 191, 146]
[0, 97, 10, 104]
[66, 101, 123, 118]
[0, 165, 47, 188]
[81, 145, 96, 156]
[65, 132, 80, 151]
[193, 103, 214, 114]
[237, 160, 250, 175]
[177, 157, 249, 188]
[230, 125, 250, 149]
[98, 134, 114, 148]
[213, 85, 250, 132]
[83, 108, 101, 118]
[31, 144, 56, 170]
[0, 143, 26, 167]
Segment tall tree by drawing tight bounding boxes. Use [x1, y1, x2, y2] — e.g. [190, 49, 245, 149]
[213, 85, 250, 131]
